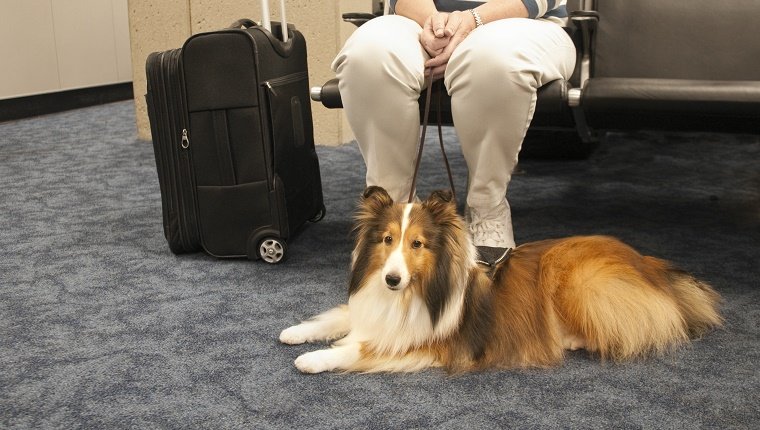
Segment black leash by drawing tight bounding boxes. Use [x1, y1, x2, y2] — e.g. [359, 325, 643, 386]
[408, 69, 456, 204]
[408, 70, 510, 272]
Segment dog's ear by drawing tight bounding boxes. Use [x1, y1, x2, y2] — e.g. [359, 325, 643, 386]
[423, 189, 457, 218]
[359, 186, 394, 216]
[362, 185, 393, 204]
[428, 189, 454, 204]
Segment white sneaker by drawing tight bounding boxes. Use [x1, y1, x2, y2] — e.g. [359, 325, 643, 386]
[466, 198, 515, 248]
[466, 199, 515, 266]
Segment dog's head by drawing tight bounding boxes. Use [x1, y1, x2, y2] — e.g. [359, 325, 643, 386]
[349, 187, 473, 326]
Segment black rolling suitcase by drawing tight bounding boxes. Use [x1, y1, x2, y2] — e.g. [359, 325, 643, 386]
[145, 5, 324, 264]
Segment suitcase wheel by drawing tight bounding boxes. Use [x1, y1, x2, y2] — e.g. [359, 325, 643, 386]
[259, 237, 287, 264]
[309, 204, 326, 223]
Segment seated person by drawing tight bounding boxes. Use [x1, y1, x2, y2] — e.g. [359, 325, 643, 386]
[332, 0, 576, 265]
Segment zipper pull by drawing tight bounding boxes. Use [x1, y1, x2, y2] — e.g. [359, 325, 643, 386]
[181, 129, 190, 149]
[264, 81, 278, 97]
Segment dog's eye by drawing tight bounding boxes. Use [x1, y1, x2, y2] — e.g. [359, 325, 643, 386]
[412, 240, 423, 249]
[384, 235, 393, 245]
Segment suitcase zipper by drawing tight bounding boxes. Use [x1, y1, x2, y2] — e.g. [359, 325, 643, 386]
[173, 51, 200, 252]
[177, 128, 200, 250]
[181, 129, 190, 149]
[178, 128, 195, 250]
[264, 81, 276, 96]
[162, 50, 191, 252]
[262, 71, 308, 96]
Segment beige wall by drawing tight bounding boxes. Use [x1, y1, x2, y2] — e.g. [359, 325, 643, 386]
[0, 0, 132, 99]
[128, 0, 368, 145]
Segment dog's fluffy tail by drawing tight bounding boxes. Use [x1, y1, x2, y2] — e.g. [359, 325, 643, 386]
[666, 266, 723, 338]
[555, 239, 722, 362]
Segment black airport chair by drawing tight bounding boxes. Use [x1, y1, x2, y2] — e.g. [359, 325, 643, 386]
[311, 0, 760, 158]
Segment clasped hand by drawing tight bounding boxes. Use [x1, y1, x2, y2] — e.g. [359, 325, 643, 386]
[420, 10, 476, 80]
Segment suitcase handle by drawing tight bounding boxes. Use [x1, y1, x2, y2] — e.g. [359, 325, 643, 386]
[234, 0, 288, 42]
[229, 18, 257, 29]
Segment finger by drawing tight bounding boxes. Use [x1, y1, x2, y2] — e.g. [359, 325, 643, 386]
[423, 46, 443, 58]
[432, 13, 447, 38]
[420, 18, 439, 52]
[424, 53, 443, 68]
[425, 51, 450, 69]
[444, 14, 461, 37]
[423, 15, 433, 33]
[427, 36, 449, 52]
[425, 35, 462, 69]
[422, 15, 438, 40]
[420, 33, 447, 58]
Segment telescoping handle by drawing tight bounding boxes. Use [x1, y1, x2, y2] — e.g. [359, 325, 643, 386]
[260, 0, 271, 32]
[279, 0, 288, 42]
[260, 0, 289, 42]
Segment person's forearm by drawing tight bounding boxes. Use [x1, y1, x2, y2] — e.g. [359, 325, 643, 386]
[471, 0, 529, 24]
[396, 0, 529, 27]
[394, 0, 438, 26]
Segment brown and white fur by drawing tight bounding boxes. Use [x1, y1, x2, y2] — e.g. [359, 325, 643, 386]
[280, 186, 722, 373]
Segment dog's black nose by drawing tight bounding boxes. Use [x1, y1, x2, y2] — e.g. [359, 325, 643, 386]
[385, 274, 401, 288]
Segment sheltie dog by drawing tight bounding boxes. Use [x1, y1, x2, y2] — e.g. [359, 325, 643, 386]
[280, 186, 722, 373]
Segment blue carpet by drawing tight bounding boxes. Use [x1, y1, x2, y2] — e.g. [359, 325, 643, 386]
[1, 101, 758, 428]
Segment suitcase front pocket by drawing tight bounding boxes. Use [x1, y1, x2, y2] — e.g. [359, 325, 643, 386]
[263, 71, 321, 231]
[263, 71, 310, 153]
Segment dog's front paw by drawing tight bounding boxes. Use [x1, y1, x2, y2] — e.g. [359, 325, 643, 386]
[279, 325, 309, 345]
[294, 350, 335, 374]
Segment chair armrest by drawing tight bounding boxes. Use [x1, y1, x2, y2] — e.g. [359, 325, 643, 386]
[310, 78, 342, 109]
[570, 10, 600, 21]
[569, 10, 599, 88]
[342, 12, 379, 27]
